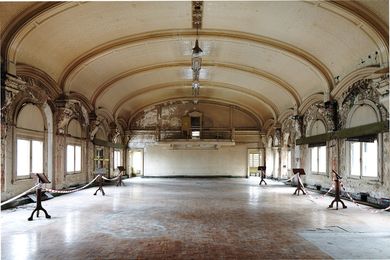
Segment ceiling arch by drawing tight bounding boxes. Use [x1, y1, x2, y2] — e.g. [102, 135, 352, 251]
[1, 1, 388, 132]
[90, 61, 301, 106]
[60, 29, 333, 93]
[112, 81, 278, 120]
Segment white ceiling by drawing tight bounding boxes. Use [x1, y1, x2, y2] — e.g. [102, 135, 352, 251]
[1, 1, 388, 129]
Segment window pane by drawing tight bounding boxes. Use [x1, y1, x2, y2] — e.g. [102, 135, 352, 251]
[318, 146, 326, 173]
[311, 147, 318, 172]
[67, 145, 74, 172]
[17, 139, 30, 176]
[32, 140, 43, 173]
[75, 146, 81, 172]
[114, 152, 117, 169]
[117, 151, 122, 168]
[350, 142, 360, 176]
[249, 154, 253, 167]
[362, 140, 377, 177]
[253, 153, 259, 166]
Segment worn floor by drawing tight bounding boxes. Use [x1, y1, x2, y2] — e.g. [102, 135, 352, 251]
[1, 177, 390, 260]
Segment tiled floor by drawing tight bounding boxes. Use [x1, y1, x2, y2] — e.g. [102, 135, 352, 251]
[1, 177, 390, 259]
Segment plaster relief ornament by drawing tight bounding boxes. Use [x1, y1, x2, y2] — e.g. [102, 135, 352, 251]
[56, 107, 74, 134]
[89, 119, 102, 141]
[340, 79, 388, 128]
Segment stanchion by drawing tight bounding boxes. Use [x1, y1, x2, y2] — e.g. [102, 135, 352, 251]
[28, 173, 51, 221]
[116, 166, 125, 187]
[258, 166, 267, 186]
[93, 173, 105, 196]
[292, 168, 306, 195]
[328, 170, 347, 210]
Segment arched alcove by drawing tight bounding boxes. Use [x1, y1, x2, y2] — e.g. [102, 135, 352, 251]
[310, 120, 326, 136]
[95, 128, 107, 141]
[16, 104, 44, 131]
[67, 119, 82, 138]
[347, 104, 379, 128]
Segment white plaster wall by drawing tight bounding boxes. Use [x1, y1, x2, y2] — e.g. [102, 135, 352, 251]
[144, 144, 248, 177]
[265, 147, 274, 177]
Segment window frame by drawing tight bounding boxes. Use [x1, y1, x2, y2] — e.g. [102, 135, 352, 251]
[15, 137, 44, 179]
[66, 143, 82, 174]
[348, 138, 379, 180]
[113, 149, 122, 170]
[248, 153, 261, 168]
[95, 146, 105, 170]
[310, 144, 327, 175]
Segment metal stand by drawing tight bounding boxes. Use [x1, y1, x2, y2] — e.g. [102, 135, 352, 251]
[328, 171, 347, 210]
[94, 174, 105, 196]
[293, 173, 306, 195]
[116, 166, 125, 187]
[258, 166, 267, 186]
[28, 174, 51, 221]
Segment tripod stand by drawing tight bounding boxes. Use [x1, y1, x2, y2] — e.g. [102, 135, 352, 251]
[328, 170, 347, 210]
[28, 173, 51, 221]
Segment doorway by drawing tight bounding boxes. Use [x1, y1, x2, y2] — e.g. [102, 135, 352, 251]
[247, 149, 264, 177]
[129, 149, 144, 176]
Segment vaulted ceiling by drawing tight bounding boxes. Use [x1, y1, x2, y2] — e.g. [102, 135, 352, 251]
[1, 1, 388, 129]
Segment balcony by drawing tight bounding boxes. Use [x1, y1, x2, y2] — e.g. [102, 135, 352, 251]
[157, 128, 235, 150]
[160, 128, 232, 141]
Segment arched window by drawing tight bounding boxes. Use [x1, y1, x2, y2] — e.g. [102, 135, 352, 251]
[15, 104, 45, 178]
[309, 120, 327, 174]
[347, 103, 379, 178]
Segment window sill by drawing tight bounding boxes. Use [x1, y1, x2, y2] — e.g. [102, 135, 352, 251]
[15, 177, 33, 181]
[311, 172, 328, 176]
[348, 175, 379, 180]
[65, 172, 82, 175]
[362, 177, 380, 182]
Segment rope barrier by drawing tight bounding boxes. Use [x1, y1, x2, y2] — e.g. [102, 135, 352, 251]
[43, 175, 99, 194]
[102, 175, 120, 181]
[304, 184, 335, 201]
[298, 173, 389, 213]
[322, 185, 335, 198]
[284, 173, 298, 183]
[339, 181, 390, 213]
[1, 184, 40, 206]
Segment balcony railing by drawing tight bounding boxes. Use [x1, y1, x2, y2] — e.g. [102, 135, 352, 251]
[160, 128, 232, 141]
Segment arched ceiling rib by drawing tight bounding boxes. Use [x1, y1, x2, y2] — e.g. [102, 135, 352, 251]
[90, 62, 301, 106]
[61, 30, 333, 94]
[112, 81, 278, 120]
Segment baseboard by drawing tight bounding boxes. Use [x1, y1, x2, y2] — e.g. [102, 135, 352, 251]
[141, 175, 246, 178]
